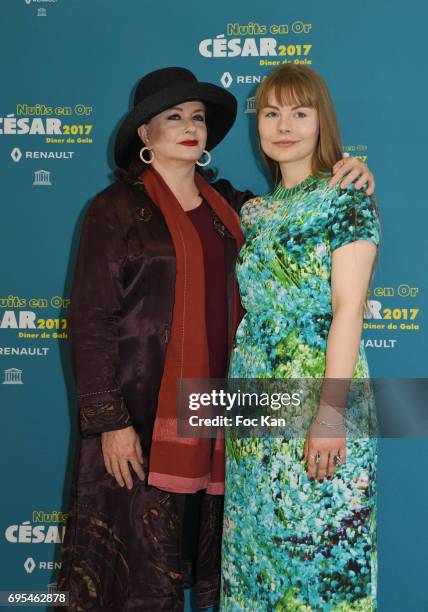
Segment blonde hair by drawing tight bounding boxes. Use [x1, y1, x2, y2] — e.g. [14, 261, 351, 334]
[255, 64, 343, 182]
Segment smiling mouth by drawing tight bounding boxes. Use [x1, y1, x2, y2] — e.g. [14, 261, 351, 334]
[179, 140, 198, 146]
[274, 140, 299, 146]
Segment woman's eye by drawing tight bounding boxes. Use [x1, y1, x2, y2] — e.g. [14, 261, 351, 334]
[193, 114, 205, 122]
[294, 111, 307, 118]
[166, 113, 181, 120]
[265, 111, 278, 118]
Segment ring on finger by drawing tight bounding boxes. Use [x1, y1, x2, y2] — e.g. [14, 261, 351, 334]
[333, 453, 342, 467]
[309, 452, 321, 464]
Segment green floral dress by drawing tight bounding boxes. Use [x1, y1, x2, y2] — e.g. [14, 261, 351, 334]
[221, 177, 380, 611]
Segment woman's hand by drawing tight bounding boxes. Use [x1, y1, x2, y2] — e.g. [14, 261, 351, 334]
[303, 416, 346, 482]
[330, 156, 375, 195]
[101, 426, 145, 489]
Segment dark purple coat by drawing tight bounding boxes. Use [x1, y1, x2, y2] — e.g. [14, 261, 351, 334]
[57, 174, 253, 611]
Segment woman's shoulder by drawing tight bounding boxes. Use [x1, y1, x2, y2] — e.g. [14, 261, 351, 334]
[329, 183, 378, 216]
[309, 177, 376, 214]
[241, 194, 269, 208]
[89, 179, 132, 207]
[84, 180, 137, 226]
[240, 195, 271, 225]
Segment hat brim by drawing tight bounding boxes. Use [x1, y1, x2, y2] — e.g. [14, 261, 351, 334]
[114, 81, 237, 168]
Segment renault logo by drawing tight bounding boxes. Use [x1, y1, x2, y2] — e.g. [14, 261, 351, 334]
[24, 557, 36, 574]
[11, 148, 22, 163]
[220, 72, 233, 89]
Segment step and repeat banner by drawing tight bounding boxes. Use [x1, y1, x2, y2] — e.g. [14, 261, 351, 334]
[1, 1, 427, 610]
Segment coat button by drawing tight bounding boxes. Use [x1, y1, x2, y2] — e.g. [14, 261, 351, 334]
[159, 324, 170, 345]
[136, 205, 152, 222]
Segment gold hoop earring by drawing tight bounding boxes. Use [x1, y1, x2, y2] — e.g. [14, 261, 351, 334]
[196, 150, 211, 167]
[140, 147, 154, 164]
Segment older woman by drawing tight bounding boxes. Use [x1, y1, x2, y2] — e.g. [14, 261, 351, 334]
[57, 67, 374, 611]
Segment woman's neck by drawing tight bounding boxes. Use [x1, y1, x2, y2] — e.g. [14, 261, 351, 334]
[278, 159, 313, 188]
[151, 160, 201, 210]
[152, 160, 197, 192]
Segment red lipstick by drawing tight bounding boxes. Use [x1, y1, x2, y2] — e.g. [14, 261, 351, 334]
[179, 140, 198, 146]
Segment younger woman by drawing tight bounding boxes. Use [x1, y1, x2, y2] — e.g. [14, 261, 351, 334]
[222, 64, 379, 610]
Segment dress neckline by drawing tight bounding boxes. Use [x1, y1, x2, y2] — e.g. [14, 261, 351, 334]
[270, 175, 318, 200]
[185, 197, 205, 214]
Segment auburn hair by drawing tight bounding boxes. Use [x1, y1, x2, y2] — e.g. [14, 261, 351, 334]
[255, 64, 343, 182]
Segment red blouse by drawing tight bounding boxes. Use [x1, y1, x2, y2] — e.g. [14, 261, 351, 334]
[186, 199, 228, 378]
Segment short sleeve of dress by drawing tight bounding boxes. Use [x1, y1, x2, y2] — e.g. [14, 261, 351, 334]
[329, 185, 380, 252]
[239, 197, 264, 236]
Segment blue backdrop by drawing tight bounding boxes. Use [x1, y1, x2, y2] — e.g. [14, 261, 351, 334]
[1, 0, 427, 610]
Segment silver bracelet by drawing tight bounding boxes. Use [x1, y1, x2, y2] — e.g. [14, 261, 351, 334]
[314, 417, 344, 429]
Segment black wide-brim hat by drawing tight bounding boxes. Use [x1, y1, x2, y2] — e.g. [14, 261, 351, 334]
[114, 67, 237, 168]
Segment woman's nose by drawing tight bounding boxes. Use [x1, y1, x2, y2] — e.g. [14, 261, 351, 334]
[184, 121, 196, 133]
[278, 118, 291, 133]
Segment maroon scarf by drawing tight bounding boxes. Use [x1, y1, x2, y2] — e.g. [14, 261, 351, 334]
[143, 166, 243, 494]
